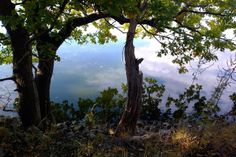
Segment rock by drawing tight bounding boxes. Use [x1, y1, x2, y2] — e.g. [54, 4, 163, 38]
[71, 120, 77, 125]
[65, 121, 72, 126]
[225, 115, 236, 123]
[0, 117, 19, 129]
[27, 126, 42, 134]
[137, 120, 144, 128]
[89, 133, 96, 139]
[56, 123, 65, 129]
[78, 125, 85, 132]
[66, 131, 74, 138]
[136, 129, 146, 136]
[144, 125, 150, 131]
[150, 125, 159, 132]
[162, 122, 171, 129]
[72, 126, 80, 132]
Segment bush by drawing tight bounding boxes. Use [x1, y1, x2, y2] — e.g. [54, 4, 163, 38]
[50, 87, 126, 124]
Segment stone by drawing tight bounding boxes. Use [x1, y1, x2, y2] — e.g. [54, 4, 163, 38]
[137, 120, 144, 128]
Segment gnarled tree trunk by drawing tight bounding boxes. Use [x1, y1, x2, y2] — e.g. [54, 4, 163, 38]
[116, 19, 143, 135]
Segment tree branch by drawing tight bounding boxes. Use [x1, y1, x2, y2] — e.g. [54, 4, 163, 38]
[184, 9, 229, 17]
[104, 18, 127, 34]
[53, 13, 111, 47]
[26, 0, 70, 46]
[0, 76, 15, 82]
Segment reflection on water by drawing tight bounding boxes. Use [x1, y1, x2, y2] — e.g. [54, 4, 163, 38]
[52, 41, 127, 103]
[0, 39, 236, 115]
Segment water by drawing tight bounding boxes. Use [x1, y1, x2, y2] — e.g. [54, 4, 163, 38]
[0, 38, 236, 116]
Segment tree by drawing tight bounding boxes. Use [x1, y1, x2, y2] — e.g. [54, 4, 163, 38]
[116, 1, 147, 135]
[21, 0, 130, 123]
[0, 0, 126, 128]
[0, 0, 235, 132]
[0, 0, 41, 128]
[96, 0, 236, 135]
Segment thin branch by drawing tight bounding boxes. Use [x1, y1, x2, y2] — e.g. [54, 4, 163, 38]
[174, 20, 202, 35]
[15, 0, 70, 67]
[191, 57, 215, 85]
[140, 24, 169, 47]
[0, 76, 15, 82]
[26, 0, 69, 46]
[210, 54, 236, 106]
[184, 10, 230, 17]
[104, 18, 127, 34]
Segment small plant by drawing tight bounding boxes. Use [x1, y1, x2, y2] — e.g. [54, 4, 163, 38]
[229, 93, 236, 115]
[166, 84, 220, 122]
[95, 87, 125, 124]
[50, 101, 76, 122]
[141, 77, 165, 120]
[50, 87, 125, 124]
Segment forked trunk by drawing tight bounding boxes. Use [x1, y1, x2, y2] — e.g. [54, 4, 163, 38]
[116, 19, 143, 135]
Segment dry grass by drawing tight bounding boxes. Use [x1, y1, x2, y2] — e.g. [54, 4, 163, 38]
[1, 119, 236, 157]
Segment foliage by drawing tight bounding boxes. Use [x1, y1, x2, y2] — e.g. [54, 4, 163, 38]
[50, 101, 76, 123]
[1, 0, 236, 131]
[2, 116, 236, 157]
[141, 77, 165, 120]
[95, 87, 125, 123]
[229, 92, 236, 115]
[50, 87, 126, 124]
[1, 0, 235, 68]
[50, 77, 228, 124]
[166, 84, 219, 122]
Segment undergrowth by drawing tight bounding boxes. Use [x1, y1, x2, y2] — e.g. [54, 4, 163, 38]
[1, 77, 236, 156]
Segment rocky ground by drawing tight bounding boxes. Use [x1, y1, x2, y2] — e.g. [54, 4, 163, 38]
[1, 116, 236, 157]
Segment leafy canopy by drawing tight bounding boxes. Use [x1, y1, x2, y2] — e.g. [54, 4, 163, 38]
[91, 0, 236, 72]
[0, 0, 235, 70]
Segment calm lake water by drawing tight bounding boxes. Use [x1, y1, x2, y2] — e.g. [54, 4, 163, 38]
[0, 38, 236, 116]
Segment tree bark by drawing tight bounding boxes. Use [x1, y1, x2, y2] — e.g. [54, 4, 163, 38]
[35, 36, 56, 122]
[35, 56, 54, 120]
[33, 13, 115, 122]
[0, 0, 41, 128]
[10, 29, 41, 128]
[116, 19, 143, 135]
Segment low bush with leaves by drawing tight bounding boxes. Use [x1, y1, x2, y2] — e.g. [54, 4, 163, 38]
[141, 77, 165, 120]
[50, 77, 232, 125]
[50, 87, 126, 124]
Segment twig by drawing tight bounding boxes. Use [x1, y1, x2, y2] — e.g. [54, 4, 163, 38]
[104, 18, 127, 34]
[0, 76, 15, 82]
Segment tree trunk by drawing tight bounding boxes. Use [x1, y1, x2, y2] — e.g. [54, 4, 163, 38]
[9, 29, 41, 128]
[12, 31, 41, 128]
[0, 0, 41, 128]
[116, 19, 143, 135]
[35, 57, 54, 120]
[35, 40, 55, 121]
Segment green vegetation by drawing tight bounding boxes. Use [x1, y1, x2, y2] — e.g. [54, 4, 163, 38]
[0, 0, 236, 156]
[1, 77, 236, 156]
[49, 77, 225, 125]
